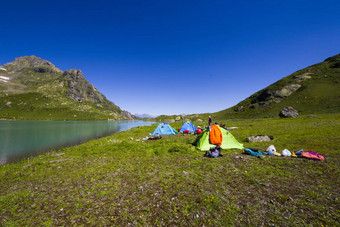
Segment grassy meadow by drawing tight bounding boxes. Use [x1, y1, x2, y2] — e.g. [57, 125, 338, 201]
[0, 114, 339, 226]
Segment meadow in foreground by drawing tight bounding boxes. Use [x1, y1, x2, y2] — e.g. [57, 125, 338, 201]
[1, 114, 339, 226]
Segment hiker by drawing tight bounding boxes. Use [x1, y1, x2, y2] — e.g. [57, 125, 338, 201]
[208, 116, 212, 126]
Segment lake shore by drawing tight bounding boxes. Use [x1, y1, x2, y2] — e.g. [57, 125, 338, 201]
[1, 114, 339, 225]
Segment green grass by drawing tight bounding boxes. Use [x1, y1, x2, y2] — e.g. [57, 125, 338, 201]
[1, 114, 339, 225]
[0, 92, 124, 120]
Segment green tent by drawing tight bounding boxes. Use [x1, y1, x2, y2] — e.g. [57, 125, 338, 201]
[194, 126, 243, 150]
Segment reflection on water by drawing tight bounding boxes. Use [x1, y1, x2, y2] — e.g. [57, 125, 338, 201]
[0, 120, 154, 164]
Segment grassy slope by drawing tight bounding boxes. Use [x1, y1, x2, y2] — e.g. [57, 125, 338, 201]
[212, 56, 340, 119]
[0, 92, 123, 120]
[0, 64, 127, 120]
[152, 54, 340, 122]
[1, 114, 339, 226]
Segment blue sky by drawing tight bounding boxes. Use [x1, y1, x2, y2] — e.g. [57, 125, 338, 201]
[0, 0, 339, 115]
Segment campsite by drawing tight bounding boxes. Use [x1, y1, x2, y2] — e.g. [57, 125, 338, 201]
[1, 1, 339, 226]
[1, 114, 339, 225]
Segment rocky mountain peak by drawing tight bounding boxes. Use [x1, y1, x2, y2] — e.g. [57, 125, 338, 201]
[0, 55, 135, 120]
[3, 55, 62, 73]
[62, 69, 105, 103]
[63, 69, 85, 81]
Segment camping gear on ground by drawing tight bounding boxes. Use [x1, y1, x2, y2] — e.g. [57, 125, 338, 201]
[244, 148, 266, 157]
[205, 146, 222, 158]
[300, 151, 325, 161]
[179, 121, 197, 133]
[148, 133, 162, 140]
[281, 149, 292, 157]
[209, 125, 222, 146]
[273, 152, 281, 156]
[196, 127, 202, 134]
[150, 123, 178, 136]
[295, 149, 304, 156]
[194, 126, 243, 150]
[183, 130, 190, 134]
[266, 145, 276, 153]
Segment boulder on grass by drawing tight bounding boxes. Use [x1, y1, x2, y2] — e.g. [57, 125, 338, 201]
[279, 106, 299, 118]
[246, 135, 274, 142]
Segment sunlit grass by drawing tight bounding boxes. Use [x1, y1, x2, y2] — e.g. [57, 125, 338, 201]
[0, 114, 339, 225]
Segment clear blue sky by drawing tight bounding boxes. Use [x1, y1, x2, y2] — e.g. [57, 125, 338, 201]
[0, 0, 339, 115]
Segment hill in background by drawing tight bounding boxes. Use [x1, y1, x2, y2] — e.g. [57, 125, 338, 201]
[154, 53, 340, 122]
[0, 56, 134, 120]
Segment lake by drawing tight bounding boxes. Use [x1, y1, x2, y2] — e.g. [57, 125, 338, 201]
[0, 120, 155, 164]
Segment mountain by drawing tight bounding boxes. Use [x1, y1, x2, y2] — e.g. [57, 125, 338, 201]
[212, 53, 340, 119]
[134, 113, 158, 119]
[154, 53, 340, 121]
[0, 56, 135, 120]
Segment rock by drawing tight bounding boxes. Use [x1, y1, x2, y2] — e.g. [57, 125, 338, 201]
[63, 69, 105, 103]
[182, 171, 189, 175]
[197, 119, 203, 122]
[234, 105, 244, 112]
[253, 84, 301, 106]
[293, 73, 313, 82]
[3, 56, 62, 73]
[170, 119, 175, 123]
[33, 66, 59, 74]
[330, 62, 340, 68]
[279, 106, 299, 118]
[254, 90, 276, 103]
[274, 84, 301, 98]
[121, 111, 135, 119]
[175, 116, 181, 121]
[246, 135, 273, 142]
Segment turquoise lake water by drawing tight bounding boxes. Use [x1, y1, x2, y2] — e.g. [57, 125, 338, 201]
[0, 120, 154, 164]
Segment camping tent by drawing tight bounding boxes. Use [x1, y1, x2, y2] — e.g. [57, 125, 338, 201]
[194, 126, 243, 150]
[179, 121, 197, 133]
[151, 123, 178, 136]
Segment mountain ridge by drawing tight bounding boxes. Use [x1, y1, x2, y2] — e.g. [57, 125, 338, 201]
[0, 56, 135, 120]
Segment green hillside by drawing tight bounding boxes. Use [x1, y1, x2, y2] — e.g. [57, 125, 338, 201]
[154, 54, 340, 122]
[0, 56, 134, 120]
[213, 53, 340, 119]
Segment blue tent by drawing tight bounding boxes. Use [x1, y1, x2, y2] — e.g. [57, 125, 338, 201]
[179, 121, 197, 133]
[151, 123, 178, 136]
